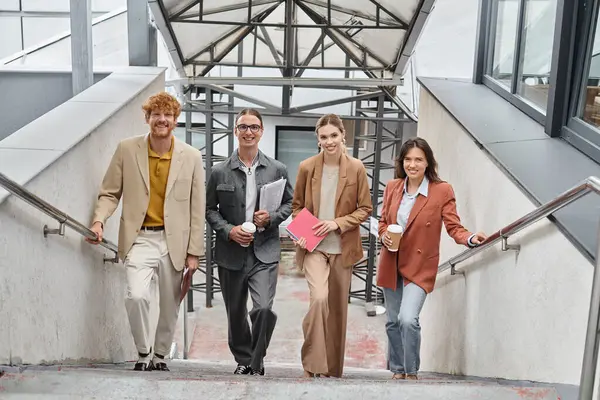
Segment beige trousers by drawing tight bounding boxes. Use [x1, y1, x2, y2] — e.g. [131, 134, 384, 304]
[124, 230, 181, 357]
[301, 251, 353, 377]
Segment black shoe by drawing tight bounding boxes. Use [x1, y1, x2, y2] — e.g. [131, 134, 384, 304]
[152, 361, 170, 372]
[133, 362, 151, 371]
[251, 367, 265, 376]
[234, 364, 252, 375]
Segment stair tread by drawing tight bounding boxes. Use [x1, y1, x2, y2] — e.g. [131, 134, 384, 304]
[0, 361, 561, 399]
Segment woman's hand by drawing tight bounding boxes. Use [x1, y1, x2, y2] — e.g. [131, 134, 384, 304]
[381, 233, 393, 249]
[293, 237, 307, 250]
[470, 231, 487, 245]
[312, 220, 339, 237]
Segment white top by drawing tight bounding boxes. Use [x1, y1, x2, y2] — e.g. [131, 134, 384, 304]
[396, 176, 429, 231]
[316, 164, 342, 254]
[238, 152, 259, 222]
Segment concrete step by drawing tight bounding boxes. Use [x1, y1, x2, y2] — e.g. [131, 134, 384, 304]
[0, 360, 562, 399]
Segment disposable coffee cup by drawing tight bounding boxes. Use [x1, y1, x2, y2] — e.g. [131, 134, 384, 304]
[240, 222, 256, 247]
[386, 224, 403, 252]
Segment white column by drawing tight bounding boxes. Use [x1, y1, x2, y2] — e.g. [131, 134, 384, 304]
[69, 0, 93, 95]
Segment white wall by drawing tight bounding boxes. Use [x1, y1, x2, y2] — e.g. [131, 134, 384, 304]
[415, 88, 594, 384]
[0, 67, 165, 365]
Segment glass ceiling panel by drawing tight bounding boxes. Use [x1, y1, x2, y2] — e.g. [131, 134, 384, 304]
[156, 0, 428, 77]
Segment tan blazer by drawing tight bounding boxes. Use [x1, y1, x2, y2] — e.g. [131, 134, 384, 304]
[376, 179, 472, 293]
[292, 152, 373, 268]
[92, 135, 205, 270]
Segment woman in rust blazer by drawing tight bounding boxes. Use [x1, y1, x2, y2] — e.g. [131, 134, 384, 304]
[377, 137, 486, 380]
[292, 114, 372, 378]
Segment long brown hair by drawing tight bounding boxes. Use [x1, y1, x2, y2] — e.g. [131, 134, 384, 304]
[235, 108, 264, 127]
[395, 137, 442, 183]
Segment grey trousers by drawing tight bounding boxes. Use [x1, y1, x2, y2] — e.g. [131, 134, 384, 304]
[218, 246, 279, 370]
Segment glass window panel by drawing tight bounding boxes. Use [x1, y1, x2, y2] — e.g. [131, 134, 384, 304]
[516, 0, 557, 111]
[173, 126, 206, 150]
[22, 17, 70, 48]
[489, 0, 520, 88]
[0, 17, 23, 60]
[0, 1, 20, 11]
[276, 129, 319, 187]
[581, 9, 600, 129]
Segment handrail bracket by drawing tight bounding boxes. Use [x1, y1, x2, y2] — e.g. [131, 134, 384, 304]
[103, 252, 119, 264]
[501, 236, 521, 252]
[43, 222, 66, 237]
[450, 264, 464, 276]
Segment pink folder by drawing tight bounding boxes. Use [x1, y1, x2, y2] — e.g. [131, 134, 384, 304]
[286, 208, 328, 252]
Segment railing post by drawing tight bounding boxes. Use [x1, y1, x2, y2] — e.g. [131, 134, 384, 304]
[578, 222, 600, 400]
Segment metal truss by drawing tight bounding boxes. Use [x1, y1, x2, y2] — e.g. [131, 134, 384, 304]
[153, 0, 431, 118]
[153, 0, 424, 315]
[179, 81, 412, 315]
[184, 86, 234, 309]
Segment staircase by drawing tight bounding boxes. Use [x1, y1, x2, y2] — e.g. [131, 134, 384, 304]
[0, 361, 563, 399]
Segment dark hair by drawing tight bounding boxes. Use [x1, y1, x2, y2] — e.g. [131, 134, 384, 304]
[395, 137, 442, 183]
[235, 108, 264, 127]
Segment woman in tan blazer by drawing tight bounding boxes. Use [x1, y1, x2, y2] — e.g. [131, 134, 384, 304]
[292, 114, 373, 378]
[377, 137, 486, 380]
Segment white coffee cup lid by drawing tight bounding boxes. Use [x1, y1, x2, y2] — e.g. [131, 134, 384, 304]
[387, 224, 403, 234]
[242, 222, 257, 233]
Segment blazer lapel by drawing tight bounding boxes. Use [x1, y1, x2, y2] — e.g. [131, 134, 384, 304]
[311, 152, 324, 216]
[334, 154, 348, 209]
[405, 182, 430, 231]
[389, 180, 405, 225]
[165, 139, 184, 198]
[136, 137, 150, 193]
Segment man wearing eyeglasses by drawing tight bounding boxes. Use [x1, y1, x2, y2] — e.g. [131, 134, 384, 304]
[205, 108, 293, 376]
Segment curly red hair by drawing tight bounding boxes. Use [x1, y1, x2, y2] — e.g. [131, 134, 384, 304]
[142, 92, 181, 119]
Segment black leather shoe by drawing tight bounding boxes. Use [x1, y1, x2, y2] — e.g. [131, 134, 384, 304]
[152, 362, 170, 371]
[133, 362, 151, 371]
[251, 367, 264, 376]
[234, 364, 252, 375]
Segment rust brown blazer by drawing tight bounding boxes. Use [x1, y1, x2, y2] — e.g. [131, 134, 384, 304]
[377, 179, 473, 293]
[292, 152, 373, 268]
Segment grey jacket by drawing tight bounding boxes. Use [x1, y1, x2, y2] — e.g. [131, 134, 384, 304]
[205, 150, 294, 269]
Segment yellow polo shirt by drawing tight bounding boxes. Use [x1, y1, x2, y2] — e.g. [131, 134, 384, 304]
[143, 138, 173, 227]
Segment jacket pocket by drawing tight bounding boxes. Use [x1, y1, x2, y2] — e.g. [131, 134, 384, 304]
[174, 179, 191, 201]
[217, 184, 235, 192]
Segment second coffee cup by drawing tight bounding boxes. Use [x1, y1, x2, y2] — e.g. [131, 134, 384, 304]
[386, 224, 403, 252]
[240, 222, 257, 247]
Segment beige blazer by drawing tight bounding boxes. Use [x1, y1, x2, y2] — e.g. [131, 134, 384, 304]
[92, 135, 205, 270]
[292, 152, 373, 268]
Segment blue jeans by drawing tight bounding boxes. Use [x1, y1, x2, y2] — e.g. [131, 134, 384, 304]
[383, 275, 427, 375]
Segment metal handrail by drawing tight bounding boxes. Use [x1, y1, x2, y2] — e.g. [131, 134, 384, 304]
[438, 176, 600, 274]
[0, 171, 118, 260]
[436, 175, 600, 400]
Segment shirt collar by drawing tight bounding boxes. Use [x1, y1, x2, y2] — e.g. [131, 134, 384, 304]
[232, 149, 262, 170]
[404, 176, 429, 197]
[147, 136, 174, 160]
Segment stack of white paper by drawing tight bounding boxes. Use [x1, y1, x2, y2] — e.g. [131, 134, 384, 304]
[259, 177, 287, 213]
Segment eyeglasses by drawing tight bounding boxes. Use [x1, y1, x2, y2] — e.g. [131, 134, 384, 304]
[236, 124, 262, 133]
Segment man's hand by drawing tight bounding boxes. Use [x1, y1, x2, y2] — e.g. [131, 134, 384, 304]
[312, 220, 339, 237]
[470, 231, 487, 245]
[253, 210, 270, 228]
[186, 254, 199, 274]
[86, 221, 103, 244]
[229, 225, 254, 246]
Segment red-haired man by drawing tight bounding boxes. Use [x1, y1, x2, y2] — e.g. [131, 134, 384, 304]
[88, 92, 205, 371]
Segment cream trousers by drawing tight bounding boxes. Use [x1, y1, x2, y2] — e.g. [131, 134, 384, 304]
[124, 230, 181, 357]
